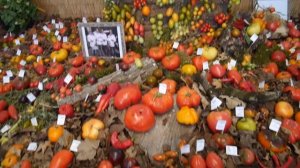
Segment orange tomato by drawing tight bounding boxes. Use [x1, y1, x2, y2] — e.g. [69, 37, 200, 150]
[48, 125, 64, 143]
[275, 101, 294, 119]
[62, 42, 73, 51]
[244, 108, 257, 118]
[161, 79, 177, 94]
[257, 131, 287, 153]
[296, 112, 300, 124]
[74, 84, 82, 92]
[276, 71, 292, 80]
[5, 144, 24, 158]
[1, 154, 18, 168]
[142, 5, 151, 16]
[98, 160, 113, 168]
[21, 159, 32, 168]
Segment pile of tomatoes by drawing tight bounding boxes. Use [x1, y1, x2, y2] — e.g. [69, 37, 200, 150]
[214, 12, 229, 25]
[133, 0, 146, 9]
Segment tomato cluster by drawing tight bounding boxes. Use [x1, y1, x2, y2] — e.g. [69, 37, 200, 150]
[199, 23, 211, 33]
[214, 12, 228, 25]
[133, 0, 146, 9]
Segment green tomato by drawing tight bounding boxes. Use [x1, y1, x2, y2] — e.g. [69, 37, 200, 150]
[237, 118, 256, 131]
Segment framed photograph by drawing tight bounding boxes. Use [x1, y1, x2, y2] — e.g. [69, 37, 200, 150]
[78, 22, 126, 58]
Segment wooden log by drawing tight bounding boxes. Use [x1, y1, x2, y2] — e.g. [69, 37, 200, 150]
[57, 58, 157, 105]
[129, 98, 196, 158]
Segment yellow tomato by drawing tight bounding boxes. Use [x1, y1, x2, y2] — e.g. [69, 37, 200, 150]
[82, 118, 105, 140]
[181, 64, 197, 76]
[50, 48, 68, 62]
[176, 106, 199, 125]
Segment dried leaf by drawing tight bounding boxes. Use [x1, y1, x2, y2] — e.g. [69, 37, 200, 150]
[126, 146, 137, 158]
[212, 79, 222, 89]
[58, 129, 74, 148]
[220, 95, 246, 109]
[77, 139, 100, 161]
[292, 144, 300, 155]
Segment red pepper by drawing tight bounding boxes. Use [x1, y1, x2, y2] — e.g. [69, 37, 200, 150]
[110, 131, 133, 149]
[255, 154, 268, 168]
[271, 153, 281, 168]
[281, 119, 300, 144]
[281, 156, 294, 168]
[95, 94, 111, 116]
[95, 83, 121, 116]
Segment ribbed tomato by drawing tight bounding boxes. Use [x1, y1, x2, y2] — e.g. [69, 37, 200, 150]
[142, 88, 173, 114]
[123, 51, 141, 65]
[176, 86, 201, 108]
[161, 54, 181, 70]
[48, 63, 64, 78]
[207, 110, 232, 133]
[114, 84, 142, 110]
[148, 47, 166, 61]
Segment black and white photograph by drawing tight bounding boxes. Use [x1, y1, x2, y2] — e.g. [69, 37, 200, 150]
[78, 22, 126, 58]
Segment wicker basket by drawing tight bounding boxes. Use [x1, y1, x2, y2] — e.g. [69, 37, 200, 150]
[32, 0, 105, 18]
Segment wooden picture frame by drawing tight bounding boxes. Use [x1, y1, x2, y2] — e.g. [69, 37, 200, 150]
[78, 22, 126, 58]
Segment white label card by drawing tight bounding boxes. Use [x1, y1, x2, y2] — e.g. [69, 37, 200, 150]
[63, 36, 68, 42]
[180, 144, 190, 154]
[250, 34, 258, 42]
[37, 56, 42, 62]
[55, 31, 59, 36]
[20, 60, 26, 66]
[196, 139, 205, 152]
[203, 61, 209, 70]
[33, 39, 39, 45]
[95, 94, 102, 102]
[116, 64, 120, 71]
[289, 48, 295, 53]
[227, 59, 237, 70]
[211, 97, 222, 110]
[286, 59, 289, 66]
[55, 24, 60, 29]
[27, 142, 38, 151]
[16, 49, 21, 56]
[269, 119, 282, 132]
[15, 39, 20, 45]
[1, 125, 11, 133]
[172, 42, 179, 49]
[31, 117, 38, 126]
[19, 34, 25, 38]
[96, 18, 101, 23]
[26, 93, 36, 102]
[43, 25, 48, 31]
[18, 69, 25, 78]
[213, 60, 220, 65]
[57, 35, 62, 41]
[244, 19, 250, 25]
[42, 78, 48, 83]
[38, 82, 43, 90]
[290, 79, 294, 87]
[216, 120, 227, 131]
[235, 106, 245, 117]
[158, 83, 167, 94]
[266, 32, 271, 39]
[64, 74, 73, 84]
[3, 76, 10, 84]
[226, 145, 238, 156]
[6, 70, 13, 77]
[84, 94, 89, 102]
[51, 19, 56, 24]
[297, 54, 300, 61]
[259, 81, 265, 89]
[57, 114, 66, 125]
[32, 34, 37, 40]
[70, 140, 81, 152]
[197, 48, 203, 55]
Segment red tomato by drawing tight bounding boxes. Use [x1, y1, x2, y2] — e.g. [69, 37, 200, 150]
[212, 133, 235, 149]
[291, 49, 300, 59]
[29, 44, 43, 55]
[161, 79, 177, 94]
[0, 110, 9, 124]
[124, 104, 155, 132]
[206, 152, 224, 168]
[239, 80, 256, 92]
[281, 41, 292, 51]
[177, 44, 186, 52]
[266, 21, 280, 32]
[142, 88, 173, 114]
[12, 77, 30, 91]
[287, 64, 300, 77]
[8, 105, 18, 120]
[185, 46, 194, 56]
[48, 63, 64, 78]
[114, 84, 142, 110]
[0, 100, 8, 111]
[53, 41, 62, 51]
[210, 64, 226, 78]
[148, 47, 166, 61]
[34, 63, 47, 76]
[192, 56, 208, 71]
[263, 62, 279, 76]
[58, 104, 74, 118]
[98, 160, 113, 168]
[21, 160, 32, 168]
[190, 154, 206, 168]
[89, 56, 98, 64]
[122, 51, 141, 65]
[207, 110, 232, 133]
[271, 50, 286, 62]
[49, 150, 74, 168]
[161, 54, 181, 70]
[176, 86, 201, 108]
[71, 55, 85, 67]
[240, 148, 255, 165]
[265, 40, 273, 48]
[227, 70, 242, 84]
